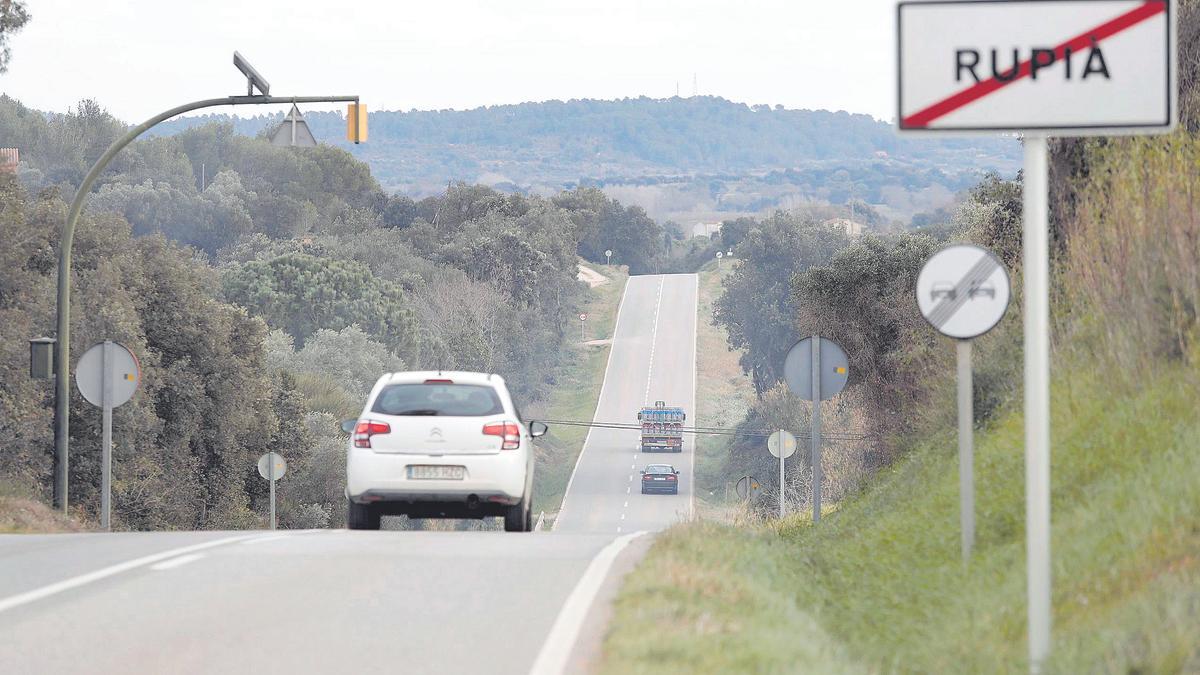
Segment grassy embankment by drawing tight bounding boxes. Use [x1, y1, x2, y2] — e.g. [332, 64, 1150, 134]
[531, 264, 628, 520]
[600, 361, 1200, 673]
[691, 260, 756, 515]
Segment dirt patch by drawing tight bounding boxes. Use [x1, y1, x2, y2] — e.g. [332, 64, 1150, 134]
[577, 264, 609, 288]
[0, 497, 87, 533]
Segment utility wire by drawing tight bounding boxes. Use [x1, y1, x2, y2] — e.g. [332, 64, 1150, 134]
[533, 419, 874, 441]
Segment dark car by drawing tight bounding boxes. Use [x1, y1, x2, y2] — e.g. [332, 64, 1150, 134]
[640, 464, 680, 495]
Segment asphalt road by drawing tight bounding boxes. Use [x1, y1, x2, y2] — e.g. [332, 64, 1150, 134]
[555, 273, 699, 533]
[0, 273, 698, 674]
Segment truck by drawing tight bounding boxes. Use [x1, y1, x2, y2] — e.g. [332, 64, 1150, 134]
[637, 401, 685, 453]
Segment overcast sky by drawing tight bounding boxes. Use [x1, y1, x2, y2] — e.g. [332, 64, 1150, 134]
[2, 0, 898, 122]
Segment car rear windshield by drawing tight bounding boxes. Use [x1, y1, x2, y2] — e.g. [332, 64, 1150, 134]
[646, 465, 674, 474]
[371, 383, 504, 417]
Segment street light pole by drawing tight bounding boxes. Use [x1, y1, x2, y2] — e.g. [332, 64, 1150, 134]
[52, 91, 359, 512]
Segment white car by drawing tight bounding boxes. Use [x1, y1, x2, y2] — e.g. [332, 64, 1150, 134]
[343, 371, 547, 532]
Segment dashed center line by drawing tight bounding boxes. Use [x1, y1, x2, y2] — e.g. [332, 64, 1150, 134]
[643, 277, 664, 406]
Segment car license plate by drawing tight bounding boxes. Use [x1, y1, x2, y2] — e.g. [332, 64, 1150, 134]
[654, 477, 665, 481]
[408, 465, 465, 480]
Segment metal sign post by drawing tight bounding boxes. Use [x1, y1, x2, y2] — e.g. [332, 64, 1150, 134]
[767, 431, 797, 518]
[810, 337, 822, 522]
[76, 341, 141, 531]
[257, 452, 288, 530]
[898, 3, 1176, 668]
[916, 244, 1011, 562]
[605, 249, 613, 266]
[579, 313, 588, 342]
[783, 336, 849, 524]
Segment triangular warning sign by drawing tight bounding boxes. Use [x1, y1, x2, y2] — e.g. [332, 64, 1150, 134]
[268, 104, 318, 147]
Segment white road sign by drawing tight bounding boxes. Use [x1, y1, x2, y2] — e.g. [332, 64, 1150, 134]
[917, 244, 1011, 339]
[257, 452, 287, 481]
[898, 0, 1176, 133]
[579, 313, 587, 321]
[767, 430, 797, 459]
[76, 341, 140, 408]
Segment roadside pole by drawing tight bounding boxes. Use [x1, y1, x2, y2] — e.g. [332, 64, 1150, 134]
[269, 453, 277, 531]
[810, 335, 822, 523]
[257, 453, 287, 530]
[916, 244, 1010, 563]
[100, 341, 113, 531]
[75, 340, 140, 532]
[956, 340, 974, 561]
[897, 2, 1175, 666]
[1023, 133, 1051, 665]
[783, 336, 848, 524]
[778, 443, 785, 518]
[767, 431, 797, 518]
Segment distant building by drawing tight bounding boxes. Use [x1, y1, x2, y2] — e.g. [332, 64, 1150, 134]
[0, 148, 18, 174]
[691, 222, 722, 238]
[824, 217, 864, 239]
[874, 150, 889, 159]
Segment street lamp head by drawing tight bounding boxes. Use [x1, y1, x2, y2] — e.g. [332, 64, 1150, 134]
[233, 51, 270, 96]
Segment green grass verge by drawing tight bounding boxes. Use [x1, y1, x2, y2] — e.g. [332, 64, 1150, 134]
[531, 264, 628, 518]
[601, 362, 1200, 673]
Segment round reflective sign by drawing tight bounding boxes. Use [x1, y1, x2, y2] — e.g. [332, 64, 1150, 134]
[767, 429, 797, 459]
[916, 244, 1011, 339]
[257, 452, 287, 481]
[76, 341, 140, 408]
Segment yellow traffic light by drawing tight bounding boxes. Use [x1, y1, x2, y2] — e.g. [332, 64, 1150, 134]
[347, 103, 367, 143]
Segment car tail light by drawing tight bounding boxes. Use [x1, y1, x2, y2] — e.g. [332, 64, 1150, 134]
[666, 474, 677, 481]
[353, 420, 391, 448]
[424, 379, 454, 384]
[483, 421, 521, 450]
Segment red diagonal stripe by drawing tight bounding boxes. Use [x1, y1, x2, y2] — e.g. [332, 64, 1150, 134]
[901, 0, 1167, 128]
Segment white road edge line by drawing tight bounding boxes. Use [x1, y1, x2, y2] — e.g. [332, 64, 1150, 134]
[0, 534, 256, 614]
[529, 531, 648, 675]
[149, 553, 205, 571]
[554, 278, 632, 531]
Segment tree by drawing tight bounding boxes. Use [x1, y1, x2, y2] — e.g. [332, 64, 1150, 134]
[0, 0, 30, 73]
[714, 212, 848, 393]
[221, 252, 419, 358]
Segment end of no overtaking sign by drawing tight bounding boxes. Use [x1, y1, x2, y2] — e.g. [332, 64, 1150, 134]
[897, 0, 1177, 134]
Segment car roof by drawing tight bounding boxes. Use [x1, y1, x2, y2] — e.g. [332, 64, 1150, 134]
[380, 371, 506, 387]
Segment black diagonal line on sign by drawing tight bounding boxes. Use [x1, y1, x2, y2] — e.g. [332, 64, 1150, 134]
[928, 254, 1000, 329]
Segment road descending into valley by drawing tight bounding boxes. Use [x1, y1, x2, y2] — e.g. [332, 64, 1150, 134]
[0, 273, 698, 674]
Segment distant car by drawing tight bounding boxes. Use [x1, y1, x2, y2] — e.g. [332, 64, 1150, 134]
[640, 464, 680, 495]
[930, 282, 957, 301]
[343, 371, 548, 532]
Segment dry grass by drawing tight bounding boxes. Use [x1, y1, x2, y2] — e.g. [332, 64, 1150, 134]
[0, 496, 87, 534]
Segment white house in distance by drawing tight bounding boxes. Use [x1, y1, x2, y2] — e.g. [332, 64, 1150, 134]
[823, 217, 864, 238]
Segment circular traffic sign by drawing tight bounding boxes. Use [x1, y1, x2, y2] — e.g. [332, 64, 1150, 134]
[716, 252, 724, 258]
[579, 313, 588, 321]
[735, 475, 762, 500]
[257, 452, 287, 481]
[767, 429, 797, 459]
[916, 244, 1010, 339]
[783, 337, 849, 401]
[75, 341, 141, 408]
[605, 249, 612, 257]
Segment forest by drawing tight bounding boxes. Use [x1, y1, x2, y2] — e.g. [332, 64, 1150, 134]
[0, 94, 670, 529]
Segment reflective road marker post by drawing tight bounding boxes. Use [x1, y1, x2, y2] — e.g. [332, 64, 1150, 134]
[898, 1, 1176, 668]
[783, 336, 849, 524]
[75, 341, 141, 531]
[916, 244, 1012, 562]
